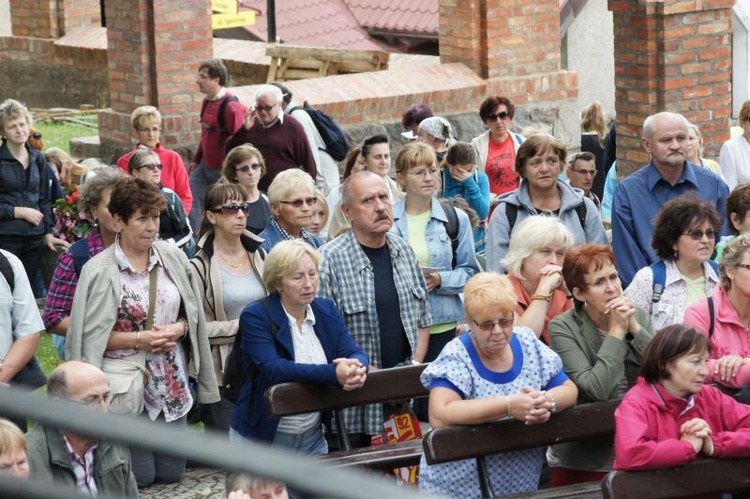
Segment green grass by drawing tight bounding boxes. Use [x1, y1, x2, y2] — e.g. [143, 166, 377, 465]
[34, 114, 98, 154]
[37, 333, 63, 377]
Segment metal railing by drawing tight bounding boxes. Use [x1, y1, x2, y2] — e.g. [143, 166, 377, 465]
[0, 388, 424, 499]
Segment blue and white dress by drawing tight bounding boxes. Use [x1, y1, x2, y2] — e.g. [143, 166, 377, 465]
[418, 328, 569, 498]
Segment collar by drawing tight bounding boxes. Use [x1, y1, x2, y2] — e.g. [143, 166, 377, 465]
[662, 259, 719, 287]
[259, 112, 283, 129]
[114, 235, 160, 273]
[645, 162, 698, 191]
[281, 302, 316, 327]
[269, 217, 315, 245]
[649, 381, 697, 417]
[207, 87, 227, 101]
[392, 197, 448, 223]
[61, 430, 98, 461]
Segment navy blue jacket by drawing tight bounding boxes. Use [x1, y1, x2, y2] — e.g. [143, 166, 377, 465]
[0, 142, 53, 237]
[230, 293, 368, 442]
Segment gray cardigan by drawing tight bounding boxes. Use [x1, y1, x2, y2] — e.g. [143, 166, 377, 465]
[66, 240, 220, 405]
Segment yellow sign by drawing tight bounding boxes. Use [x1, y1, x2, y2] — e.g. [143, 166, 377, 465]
[212, 11, 255, 30]
[211, 0, 237, 14]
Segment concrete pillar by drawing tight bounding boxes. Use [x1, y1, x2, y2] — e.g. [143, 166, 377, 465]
[609, 0, 734, 176]
[97, 0, 213, 162]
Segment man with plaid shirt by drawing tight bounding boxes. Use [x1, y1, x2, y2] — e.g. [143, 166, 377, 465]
[319, 171, 431, 447]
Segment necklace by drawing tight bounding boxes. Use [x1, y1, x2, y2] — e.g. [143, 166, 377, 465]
[215, 249, 246, 269]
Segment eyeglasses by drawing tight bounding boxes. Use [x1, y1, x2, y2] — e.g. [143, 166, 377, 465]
[69, 392, 113, 407]
[136, 127, 160, 134]
[135, 163, 163, 171]
[209, 204, 250, 216]
[408, 168, 439, 178]
[236, 163, 262, 173]
[569, 167, 596, 176]
[473, 317, 514, 332]
[736, 263, 750, 271]
[255, 103, 278, 112]
[486, 111, 510, 122]
[682, 229, 716, 241]
[280, 197, 318, 208]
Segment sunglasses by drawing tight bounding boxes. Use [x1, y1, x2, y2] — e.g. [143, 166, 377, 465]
[280, 197, 318, 208]
[255, 103, 277, 112]
[236, 163, 262, 173]
[473, 317, 514, 332]
[486, 111, 510, 122]
[135, 163, 163, 171]
[683, 229, 716, 241]
[209, 204, 250, 216]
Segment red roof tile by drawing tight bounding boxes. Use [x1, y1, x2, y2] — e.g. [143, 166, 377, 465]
[343, 0, 438, 35]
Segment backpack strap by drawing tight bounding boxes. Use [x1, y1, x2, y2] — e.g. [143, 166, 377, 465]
[439, 201, 459, 269]
[69, 238, 91, 278]
[574, 202, 587, 232]
[649, 260, 667, 309]
[707, 296, 715, 338]
[201, 95, 239, 134]
[505, 203, 519, 234]
[0, 251, 14, 293]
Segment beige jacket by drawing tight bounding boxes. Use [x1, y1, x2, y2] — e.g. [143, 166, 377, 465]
[66, 240, 220, 404]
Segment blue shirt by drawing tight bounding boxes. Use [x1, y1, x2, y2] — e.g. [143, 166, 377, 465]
[612, 162, 729, 287]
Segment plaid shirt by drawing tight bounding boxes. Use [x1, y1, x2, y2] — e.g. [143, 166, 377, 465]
[319, 230, 431, 435]
[61, 431, 98, 496]
[43, 228, 105, 331]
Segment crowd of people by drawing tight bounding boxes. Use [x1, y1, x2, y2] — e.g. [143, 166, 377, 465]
[3, 56, 750, 498]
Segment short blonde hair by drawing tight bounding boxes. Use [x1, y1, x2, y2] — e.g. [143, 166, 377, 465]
[263, 239, 322, 292]
[395, 141, 438, 184]
[740, 99, 750, 124]
[267, 169, 315, 205]
[130, 106, 162, 130]
[719, 232, 750, 290]
[0, 99, 32, 135]
[464, 273, 517, 321]
[223, 144, 267, 182]
[0, 419, 26, 455]
[313, 188, 329, 227]
[504, 215, 573, 278]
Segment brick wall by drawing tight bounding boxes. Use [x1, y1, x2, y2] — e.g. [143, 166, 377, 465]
[9, 0, 100, 38]
[610, 0, 734, 176]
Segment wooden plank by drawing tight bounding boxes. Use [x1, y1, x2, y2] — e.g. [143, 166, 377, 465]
[423, 399, 621, 465]
[265, 364, 428, 418]
[503, 482, 603, 498]
[266, 44, 389, 64]
[321, 439, 423, 471]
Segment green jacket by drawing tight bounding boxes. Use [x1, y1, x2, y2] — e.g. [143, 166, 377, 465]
[26, 424, 138, 497]
[547, 304, 654, 471]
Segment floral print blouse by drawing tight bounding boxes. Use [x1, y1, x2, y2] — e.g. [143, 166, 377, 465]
[107, 238, 193, 422]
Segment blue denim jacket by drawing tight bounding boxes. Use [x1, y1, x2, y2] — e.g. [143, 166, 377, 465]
[390, 198, 480, 325]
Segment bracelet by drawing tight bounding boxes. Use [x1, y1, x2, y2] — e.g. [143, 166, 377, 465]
[546, 392, 558, 414]
[411, 359, 421, 366]
[530, 293, 552, 302]
[506, 395, 512, 418]
[135, 331, 141, 351]
[178, 317, 189, 338]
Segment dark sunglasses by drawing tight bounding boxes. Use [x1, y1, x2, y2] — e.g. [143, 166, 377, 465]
[209, 203, 250, 216]
[236, 163, 262, 173]
[255, 103, 277, 112]
[280, 197, 318, 208]
[486, 111, 510, 122]
[135, 163, 163, 171]
[683, 229, 716, 241]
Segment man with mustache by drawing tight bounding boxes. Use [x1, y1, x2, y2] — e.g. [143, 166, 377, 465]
[318, 171, 431, 448]
[612, 112, 729, 287]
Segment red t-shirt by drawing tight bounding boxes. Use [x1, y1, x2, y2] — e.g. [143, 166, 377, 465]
[485, 135, 519, 196]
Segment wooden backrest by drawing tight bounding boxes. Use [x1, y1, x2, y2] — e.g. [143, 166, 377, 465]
[423, 399, 621, 465]
[264, 364, 428, 418]
[602, 457, 750, 498]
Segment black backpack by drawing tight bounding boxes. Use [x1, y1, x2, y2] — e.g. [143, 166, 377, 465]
[200, 94, 239, 134]
[506, 201, 588, 234]
[439, 200, 459, 269]
[0, 251, 14, 292]
[289, 102, 350, 161]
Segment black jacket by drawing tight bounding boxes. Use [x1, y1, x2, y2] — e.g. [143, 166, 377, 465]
[0, 142, 53, 237]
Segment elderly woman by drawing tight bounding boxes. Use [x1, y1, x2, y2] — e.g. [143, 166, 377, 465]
[470, 95, 525, 203]
[191, 182, 267, 432]
[229, 240, 368, 454]
[417, 116, 457, 162]
[502, 215, 573, 345]
[548, 244, 654, 486]
[0, 99, 63, 286]
[391, 142, 480, 366]
[259, 169, 322, 252]
[486, 134, 608, 273]
[441, 142, 490, 254]
[327, 134, 404, 239]
[624, 194, 720, 332]
[685, 233, 750, 389]
[715, 183, 750, 261]
[418, 272, 578, 498]
[66, 177, 218, 487]
[614, 324, 750, 471]
[720, 99, 750, 190]
[222, 144, 270, 235]
[0, 418, 29, 479]
[128, 148, 192, 250]
[43, 167, 125, 358]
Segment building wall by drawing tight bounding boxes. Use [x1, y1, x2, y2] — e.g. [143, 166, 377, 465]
[733, 0, 750, 119]
[0, 0, 11, 36]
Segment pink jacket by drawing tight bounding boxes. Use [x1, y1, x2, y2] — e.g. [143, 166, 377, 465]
[117, 143, 193, 215]
[613, 378, 750, 471]
[684, 285, 750, 388]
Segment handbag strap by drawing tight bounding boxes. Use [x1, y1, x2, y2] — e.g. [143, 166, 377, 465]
[145, 265, 158, 330]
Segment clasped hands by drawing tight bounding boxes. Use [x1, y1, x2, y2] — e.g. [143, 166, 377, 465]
[680, 417, 714, 456]
[334, 358, 367, 391]
[138, 322, 185, 353]
[509, 386, 555, 426]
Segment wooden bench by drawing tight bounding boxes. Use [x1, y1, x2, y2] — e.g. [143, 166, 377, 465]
[423, 399, 622, 498]
[265, 364, 428, 471]
[602, 457, 750, 498]
[266, 44, 389, 82]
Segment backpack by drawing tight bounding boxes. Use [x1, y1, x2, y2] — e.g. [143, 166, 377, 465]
[439, 200, 459, 269]
[289, 102, 350, 161]
[200, 94, 239, 135]
[0, 251, 14, 292]
[69, 238, 92, 278]
[221, 299, 278, 406]
[650, 259, 718, 336]
[506, 201, 588, 235]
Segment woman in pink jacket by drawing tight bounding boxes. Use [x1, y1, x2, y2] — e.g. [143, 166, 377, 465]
[614, 324, 750, 471]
